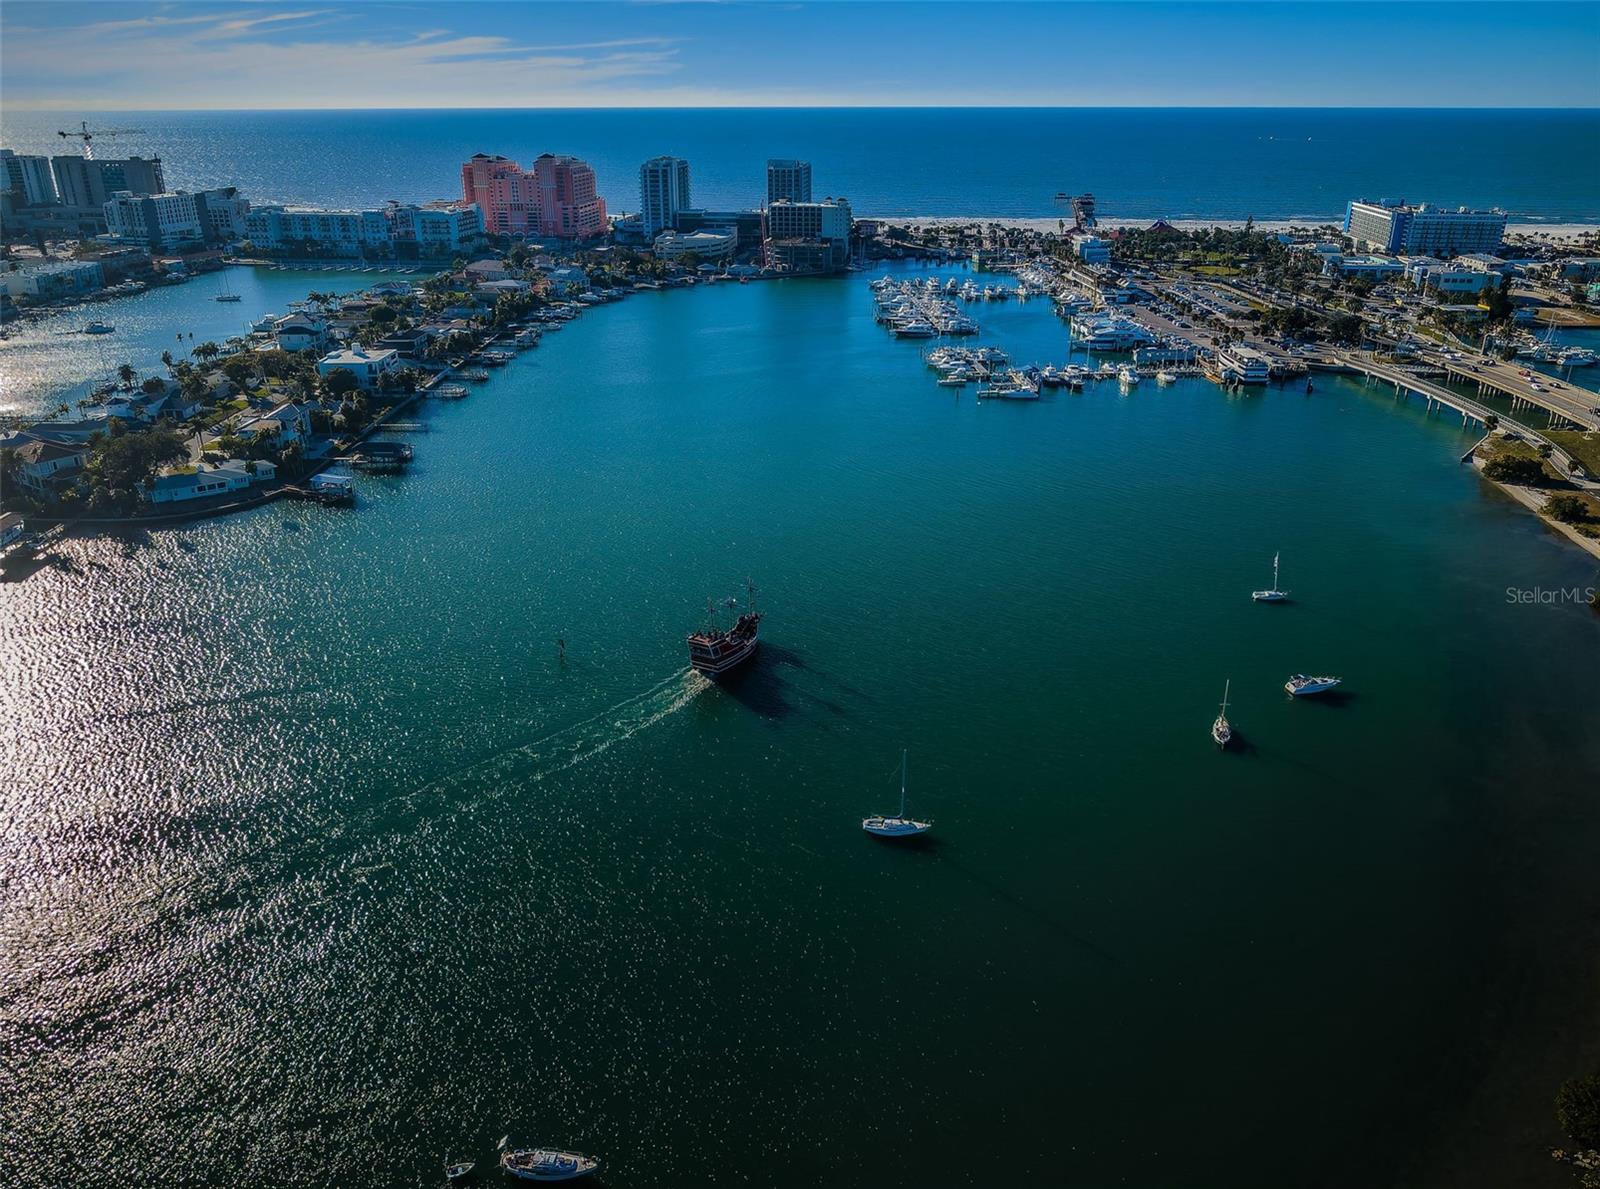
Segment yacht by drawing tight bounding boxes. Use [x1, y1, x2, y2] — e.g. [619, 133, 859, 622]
[83, 321, 115, 335]
[1155, 369, 1178, 385]
[1251, 553, 1288, 602]
[1285, 674, 1342, 697]
[893, 320, 938, 339]
[1211, 680, 1233, 748]
[1559, 347, 1596, 368]
[1118, 365, 1140, 388]
[499, 1144, 600, 1182]
[863, 751, 933, 838]
[937, 372, 971, 387]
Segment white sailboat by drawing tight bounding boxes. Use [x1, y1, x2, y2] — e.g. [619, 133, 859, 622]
[1251, 552, 1288, 602]
[863, 750, 932, 837]
[1211, 680, 1232, 748]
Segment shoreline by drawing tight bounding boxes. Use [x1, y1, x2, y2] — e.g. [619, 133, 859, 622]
[887, 214, 1600, 241]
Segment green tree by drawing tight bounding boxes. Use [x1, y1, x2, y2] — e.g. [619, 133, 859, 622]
[117, 363, 137, 389]
[86, 425, 188, 499]
[323, 368, 360, 398]
[1544, 494, 1590, 524]
[141, 376, 166, 396]
[1557, 1072, 1600, 1148]
[1482, 454, 1546, 485]
[160, 350, 175, 374]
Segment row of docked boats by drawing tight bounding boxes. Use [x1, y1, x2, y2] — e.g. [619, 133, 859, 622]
[873, 276, 979, 337]
[1209, 553, 1343, 748]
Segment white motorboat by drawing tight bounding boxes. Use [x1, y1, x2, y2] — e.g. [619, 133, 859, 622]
[893, 320, 938, 339]
[499, 1143, 600, 1182]
[1211, 680, 1232, 748]
[83, 321, 115, 335]
[863, 751, 932, 837]
[1155, 369, 1178, 385]
[1251, 552, 1288, 602]
[1118, 365, 1140, 387]
[445, 1157, 475, 1181]
[1285, 674, 1341, 697]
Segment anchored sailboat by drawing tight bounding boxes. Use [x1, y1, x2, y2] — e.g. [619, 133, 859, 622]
[1211, 680, 1232, 748]
[863, 750, 932, 838]
[1251, 552, 1288, 602]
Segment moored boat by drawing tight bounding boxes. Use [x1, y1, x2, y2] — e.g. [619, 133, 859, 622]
[1251, 552, 1288, 602]
[1211, 680, 1233, 748]
[1285, 674, 1341, 697]
[499, 1144, 599, 1182]
[863, 750, 933, 837]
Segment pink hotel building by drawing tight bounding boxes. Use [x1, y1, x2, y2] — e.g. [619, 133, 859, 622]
[460, 153, 609, 239]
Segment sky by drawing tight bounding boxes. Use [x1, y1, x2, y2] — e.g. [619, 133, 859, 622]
[2, 1, 1598, 111]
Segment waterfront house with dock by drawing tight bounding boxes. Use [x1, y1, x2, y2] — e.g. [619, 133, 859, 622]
[146, 459, 275, 505]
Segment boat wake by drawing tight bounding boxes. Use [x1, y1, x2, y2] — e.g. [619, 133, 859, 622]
[411, 669, 709, 801]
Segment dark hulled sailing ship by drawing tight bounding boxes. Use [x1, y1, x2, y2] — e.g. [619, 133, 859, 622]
[687, 580, 763, 676]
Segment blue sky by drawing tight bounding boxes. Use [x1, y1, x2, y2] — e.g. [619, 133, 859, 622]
[3, 1, 1597, 110]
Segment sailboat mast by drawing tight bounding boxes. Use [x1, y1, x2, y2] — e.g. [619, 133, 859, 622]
[899, 749, 908, 817]
[1221, 678, 1230, 714]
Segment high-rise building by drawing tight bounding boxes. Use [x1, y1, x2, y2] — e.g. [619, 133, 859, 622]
[1, 149, 58, 206]
[461, 154, 536, 236]
[766, 159, 812, 207]
[531, 154, 608, 239]
[51, 155, 164, 209]
[387, 202, 486, 256]
[461, 152, 608, 239]
[1344, 198, 1507, 257]
[639, 156, 691, 237]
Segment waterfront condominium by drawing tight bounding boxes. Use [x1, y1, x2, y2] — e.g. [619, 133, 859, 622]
[1344, 198, 1507, 257]
[766, 159, 812, 207]
[1, 149, 57, 206]
[460, 152, 606, 239]
[50, 155, 165, 209]
[765, 197, 854, 272]
[639, 156, 691, 237]
[530, 154, 608, 238]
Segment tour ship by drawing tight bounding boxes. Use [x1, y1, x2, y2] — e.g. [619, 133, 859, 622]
[687, 581, 764, 676]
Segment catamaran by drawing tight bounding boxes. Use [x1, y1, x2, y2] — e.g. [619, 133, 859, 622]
[863, 751, 932, 837]
[1251, 552, 1288, 602]
[1211, 680, 1232, 748]
[1285, 674, 1342, 697]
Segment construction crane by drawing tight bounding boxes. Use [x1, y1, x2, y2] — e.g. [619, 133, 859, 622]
[56, 120, 146, 160]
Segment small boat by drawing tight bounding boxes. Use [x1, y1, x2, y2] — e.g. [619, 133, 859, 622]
[1155, 369, 1177, 385]
[498, 1141, 599, 1183]
[1211, 680, 1233, 748]
[1118, 365, 1140, 387]
[863, 750, 932, 838]
[445, 1157, 475, 1181]
[1251, 552, 1288, 602]
[83, 321, 115, 335]
[1285, 674, 1341, 697]
[434, 383, 469, 400]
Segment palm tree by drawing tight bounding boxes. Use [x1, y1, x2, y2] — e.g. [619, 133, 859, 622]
[161, 350, 174, 375]
[117, 363, 136, 389]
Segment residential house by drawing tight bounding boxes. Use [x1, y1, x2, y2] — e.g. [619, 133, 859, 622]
[146, 458, 276, 504]
[236, 401, 315, 447]
[273, 313, 329, 353]
[317, 347, 401, 391]
[14, 438, 88, 493]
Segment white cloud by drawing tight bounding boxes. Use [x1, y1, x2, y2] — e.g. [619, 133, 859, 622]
[0, 7, 691, 110]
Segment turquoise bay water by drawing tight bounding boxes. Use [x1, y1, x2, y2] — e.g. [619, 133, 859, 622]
[3, 267, 1599, 1186]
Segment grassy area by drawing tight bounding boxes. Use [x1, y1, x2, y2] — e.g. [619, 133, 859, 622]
[1547, 430, 1600, 477]
[1190, 264, 1243, 277]
[1476, 433, 1565, 482]
[197, 398, 249, 430]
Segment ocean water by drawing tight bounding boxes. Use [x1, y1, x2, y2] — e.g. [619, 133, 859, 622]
[4, 266, 1599, 1188]
[2, 107, 1597, 222]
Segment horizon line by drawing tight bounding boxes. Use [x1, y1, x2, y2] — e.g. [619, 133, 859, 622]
[5, 102, 1598, 115]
